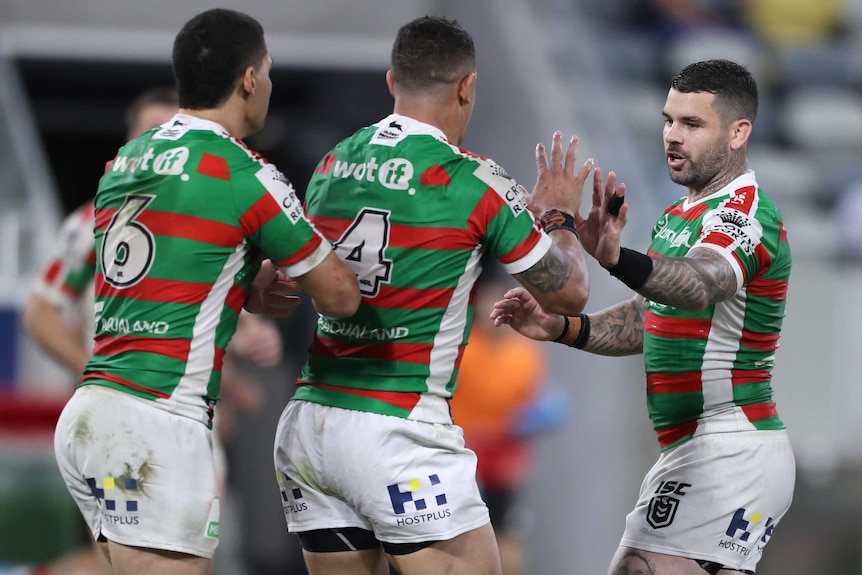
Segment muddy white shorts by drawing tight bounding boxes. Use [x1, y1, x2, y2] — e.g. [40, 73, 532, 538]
[620, 430, 795, 571]
[54, 385, 220, 558]
[273, 399, 490, 545]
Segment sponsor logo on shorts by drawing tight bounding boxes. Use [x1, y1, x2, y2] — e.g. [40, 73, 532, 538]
[87, 476, 140, 525]
[646, 480, 691, 529]
[280, 479, 308, 514]
[206, 521, 219, 538]
[718, 507, 775, 555]
[388, 474, 451, 525]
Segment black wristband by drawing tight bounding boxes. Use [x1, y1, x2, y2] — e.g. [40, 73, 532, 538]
[571, 313, 590, 349]
[539, 209, 578, 237]
[603, 247, 653, 290]
[552, 315, 570, 342]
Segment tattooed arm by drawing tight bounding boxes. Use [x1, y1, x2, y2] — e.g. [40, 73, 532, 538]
[490, 289, 645, 357]
[637, 247, 738, 312]
[514, 236, 589, 317]
[581, 296, 645, 356]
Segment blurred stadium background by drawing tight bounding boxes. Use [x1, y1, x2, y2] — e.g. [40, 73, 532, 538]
[1, 0, 861, 573]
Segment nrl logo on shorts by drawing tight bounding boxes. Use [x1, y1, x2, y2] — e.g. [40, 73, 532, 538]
[647, 495, 679, 528]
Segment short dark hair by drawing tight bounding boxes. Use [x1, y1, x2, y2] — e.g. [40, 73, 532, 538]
[172, 8, 267, 109]
[125, 87, 178, 135]
[390, 16, 475, 92]
[671, 59, 758, 125]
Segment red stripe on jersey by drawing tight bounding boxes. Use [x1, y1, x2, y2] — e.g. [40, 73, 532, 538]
[453, 342, 467, 372]
[467, 191, 504, 242]
[95, 208, 243, 247]
[213, 347, 226, 371]
[746, 277, 788, 299]
[727, 186, 757, 215]
[644, 311, 711, 339]
[739, 330, 779, 351]
[197, 153, 231, 180]
[141, 211, 242, 247]
[95, 274, 211, 305]
[274, 235, 324, 269]
[667, 201, 710, 221]
[754, 242, 771, 272]
[225, 285, 247, 314]
[371, 286, 454, 309]
[239, 194, 282, 237]
[43, 260, 62, 284]
[647, 371, 703, 394]
[700, 230, 735, 250]
[297, 380, 421, 412]
[93, 335, 191, 362]
[731, 369, 771, 385]
[498, 232, 542, 266]
[420, 165, 451, 186]
[656, 420, 698, 448]
[316, 154, 336, 175]
[310, 335, 432, 364]
[311, 215, 476, 251]
[81, 372, 171, 399]
[779, 223, 787, 241]
[741, 401, 777, 422]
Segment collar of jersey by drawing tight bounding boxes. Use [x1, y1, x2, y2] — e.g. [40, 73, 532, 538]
[376, 113, 448, 143]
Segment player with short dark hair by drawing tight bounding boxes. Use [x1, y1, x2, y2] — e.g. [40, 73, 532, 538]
[492, 59, 795, 575]
[52, 8, 360, 575]
[273, 15, 591, 575]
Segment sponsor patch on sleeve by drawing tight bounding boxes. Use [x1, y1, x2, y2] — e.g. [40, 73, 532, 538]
[256, 165, 303, 224]
[473, 160, 529, 217]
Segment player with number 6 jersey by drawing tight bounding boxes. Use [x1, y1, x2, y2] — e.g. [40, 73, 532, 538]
[84, 114, 328, 426]
[53, 10, 359, 574]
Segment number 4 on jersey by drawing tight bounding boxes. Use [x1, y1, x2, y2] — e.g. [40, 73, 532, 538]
[334, 208, 393, 297]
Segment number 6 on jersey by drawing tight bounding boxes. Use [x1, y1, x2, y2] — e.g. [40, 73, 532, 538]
[101, 194, 156, 288]
[333, 208, 393, 298]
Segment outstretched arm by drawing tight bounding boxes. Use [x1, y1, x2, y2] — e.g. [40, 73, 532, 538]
[514, 133, 592, 316]
[490, 287, 645, 356]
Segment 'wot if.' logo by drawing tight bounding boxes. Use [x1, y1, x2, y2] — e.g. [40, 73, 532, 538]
[388, 474, 447, 515]
[725, 508, 775, 544]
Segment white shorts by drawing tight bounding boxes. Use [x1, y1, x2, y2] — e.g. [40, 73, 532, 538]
[620, 430, 795, 571]
[54, 385, 221, 558]
[273, 400, 490, 544]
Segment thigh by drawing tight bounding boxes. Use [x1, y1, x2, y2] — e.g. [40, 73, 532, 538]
[55, 385, 221, 558]
[274, 401, 490, 545]
[606, 546, 751, 575]
[107, 541, 212, 575]
[620, 431, 795, 572]
[388, 523, 502, 575]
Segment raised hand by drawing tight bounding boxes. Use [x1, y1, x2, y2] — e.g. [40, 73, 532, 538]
[244, 259, 302, 316]
[528, 132, 594, 217]
[490, 287, 562, 342]
[574, 167, 628, 267]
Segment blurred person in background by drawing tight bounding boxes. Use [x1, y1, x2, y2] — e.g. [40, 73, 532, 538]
[449, 266, 566, 575]
[492, 59, 794, 575]
[50, 8, 359, 575]
[273, 15, 591, 575]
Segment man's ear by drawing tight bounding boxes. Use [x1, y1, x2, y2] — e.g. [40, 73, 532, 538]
[730, 118, 752, 150]
[385, 70, 396, 97]
[241, 66, 256, 97]
[457, 72, 476, 106]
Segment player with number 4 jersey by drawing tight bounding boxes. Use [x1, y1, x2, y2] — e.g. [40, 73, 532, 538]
[274, 16, 590, 575]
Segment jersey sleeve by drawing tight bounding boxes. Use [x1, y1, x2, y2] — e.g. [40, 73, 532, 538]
[31, 202, 97, 309]
[470, 159, 552, 274]
[693, 185, 766, 289]
[238, 163, 330, 278]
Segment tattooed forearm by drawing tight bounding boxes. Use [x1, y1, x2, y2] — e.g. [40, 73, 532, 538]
[518, 243, 572, 293]
[612, 549, 656, 575]
[583, 297, 645, 356]
[638, 248, 737, 311]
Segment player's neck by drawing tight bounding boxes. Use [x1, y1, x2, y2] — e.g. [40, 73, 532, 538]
[392, 100, 462, 145]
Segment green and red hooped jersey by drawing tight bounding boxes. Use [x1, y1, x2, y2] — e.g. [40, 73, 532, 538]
[82, 114, 331, 426]
[297, 114, 552, 424]
[644, 171, 791, 450]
